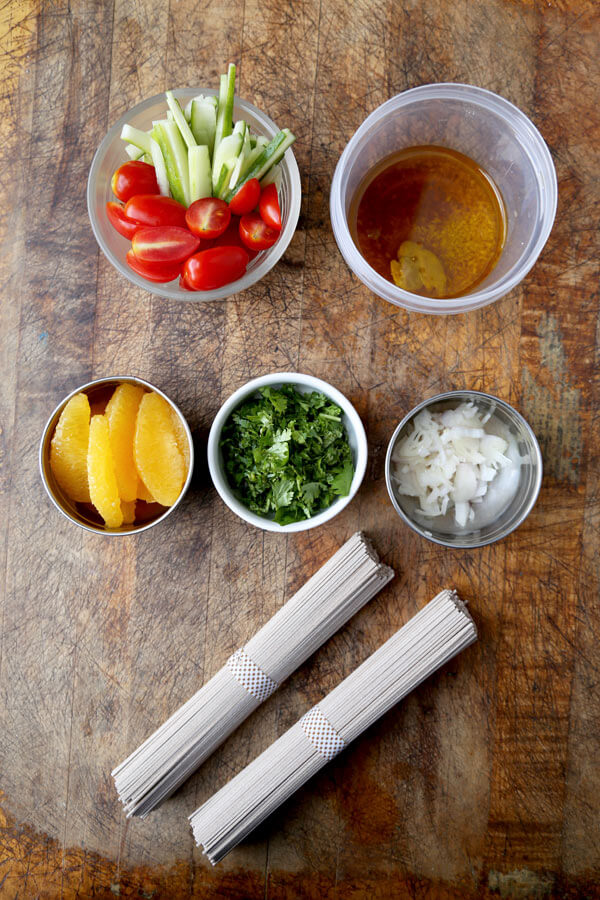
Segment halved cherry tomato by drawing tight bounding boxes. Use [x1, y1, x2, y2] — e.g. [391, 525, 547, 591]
[106, 201, 139, 239]
[228, 178, 261, 216]
[258, 183, 281, 230]
[126, 250, 181, 283]
[124, 194, 187, 228]
[239, 213, 279, 251]
[182, 246, 249, 291]
[131, 226, 200, 265]
[212, 217, 258, 260]
[185, 198, 231, 239]
[111, 161, 159, 202]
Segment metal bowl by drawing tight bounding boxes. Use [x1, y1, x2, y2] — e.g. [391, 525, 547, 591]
[385, 390, 542, 548]
[39, 376, 194, 535]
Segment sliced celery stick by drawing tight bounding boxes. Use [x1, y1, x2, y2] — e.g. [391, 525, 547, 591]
[152, 119, 190, 205]
[212, 132, 242, 192]
[120, 124, 152, 155]
[166, 90, 197, 150]
[125, 144, 144, 160]
[191, 96, 217, 156]
[214, 63, 236, 153]
[260, 163, 282, 192]
[189, 145, 212, 202]
[149, 137, 170, 197]
[183, 98, 194, 122]
[224, 129, 295, 203]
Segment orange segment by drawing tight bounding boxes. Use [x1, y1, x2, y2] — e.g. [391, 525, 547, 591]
[50, 392, 91, 503]
[105, 383, 145, 502]
[134, 392, 185, 507]
[88, 415, 123, 528]
[137, 478, 156, 503]
[121, 499, 136, 524]
[169, 407, 191, 474]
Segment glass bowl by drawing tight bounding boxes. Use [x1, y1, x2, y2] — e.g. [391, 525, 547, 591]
[207, 373, 368, 533]
[385, 391, 543, 548]
[330, 83, 557, 315]
[87, 90, 301, 301]
[39, 376, 194, 535]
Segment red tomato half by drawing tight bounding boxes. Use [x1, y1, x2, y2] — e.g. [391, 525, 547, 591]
[126, 250, 181, 283]
[131, 226, 200, 264]
[183, 246, 249, 291]
[125, 194, 187, 228]
[259, 183, 282, 230]
[185, 198, 231, 239]
[111, 161, 159, 202]
[106, 201, 139, 239]
[229, 178, 261, 216]
[212, 217, 258, 260]
[239, 213, 280, 251]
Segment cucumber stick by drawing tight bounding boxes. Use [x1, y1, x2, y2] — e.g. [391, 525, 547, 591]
[189, 145, 212, 202]
[214, 63, 236, 154]
[212, 132, 242, 194]
[260, 163, 282, 192]
[240, 135, 268, 178]
[224, 129, 295, 203]
[190, 96, 217, 155]
[166, 91, 197, 150]
[117, 67, 293, 210]
[152, 120, 190, 206]
[125, 144, 144, 161]
[149, 137, 170, 197]
[120, 124, 153, 155]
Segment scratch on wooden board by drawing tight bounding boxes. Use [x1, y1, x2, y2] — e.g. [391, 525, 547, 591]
[521, 313, 582, 485]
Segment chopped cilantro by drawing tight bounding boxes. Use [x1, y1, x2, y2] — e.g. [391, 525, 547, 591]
[220, 384, 355, 524]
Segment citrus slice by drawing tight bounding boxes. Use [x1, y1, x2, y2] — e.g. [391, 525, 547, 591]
[121, 499, 137, 525]
[169, 407, 191, 473]
[134, 392, 185, 507]
[137, 478, 156, 503]
[88, 415, 123, 528]
[105, 383, 145, 502]
[50, 392, 91, 503]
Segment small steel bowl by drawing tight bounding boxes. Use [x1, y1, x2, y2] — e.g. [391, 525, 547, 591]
[39, 375, 194, 535]
[385, 390, 542, 548]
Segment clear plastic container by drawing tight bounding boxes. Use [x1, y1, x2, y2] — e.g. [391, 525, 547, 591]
[330, 84, 557, 315]
[87, 90, 301, 301]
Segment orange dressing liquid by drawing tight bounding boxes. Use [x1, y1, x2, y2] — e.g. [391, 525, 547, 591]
[350, 146, 507, 299]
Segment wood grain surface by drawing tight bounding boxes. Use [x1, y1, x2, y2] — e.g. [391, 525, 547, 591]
[1, 0, 599, 897]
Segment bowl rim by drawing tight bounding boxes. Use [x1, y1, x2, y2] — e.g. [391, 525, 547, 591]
[87, 88, 301, 302]
[39, 375, 195, 536]
[207, 372, 368, 532]
[384, 389, 543, 548]
[330, 82, 558, 315]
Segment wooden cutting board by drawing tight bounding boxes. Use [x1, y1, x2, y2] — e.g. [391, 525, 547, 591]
[1, 0, 599, 897]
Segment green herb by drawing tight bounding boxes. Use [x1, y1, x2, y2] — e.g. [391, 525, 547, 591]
[220, 385, 355, 524]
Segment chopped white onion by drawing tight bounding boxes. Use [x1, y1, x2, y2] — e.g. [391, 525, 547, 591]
[392, 401, 517, 528]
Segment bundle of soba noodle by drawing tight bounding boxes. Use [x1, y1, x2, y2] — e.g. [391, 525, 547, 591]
[112, 532, 394, 817]
[190, 589, 477, 863]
